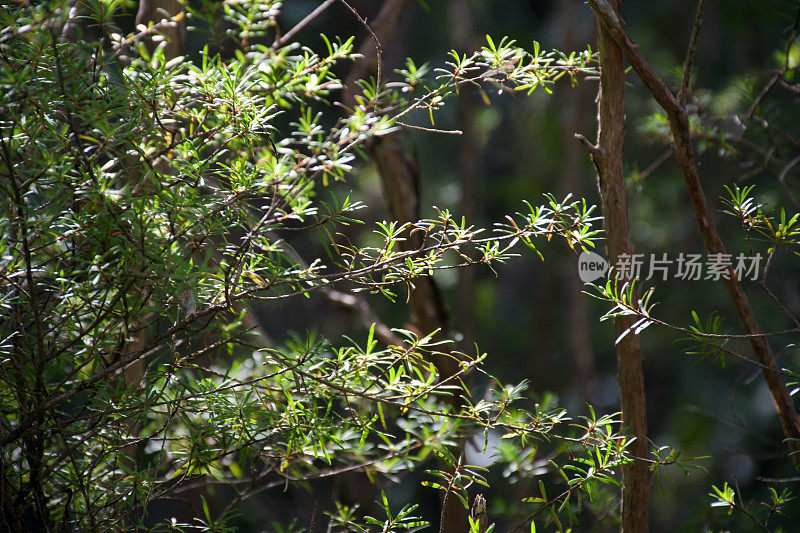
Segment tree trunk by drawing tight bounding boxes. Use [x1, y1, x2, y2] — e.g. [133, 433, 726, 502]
[136, 0, 185, 58]
[586, 1, 650, 530]
[343, 2, 465, 530]
[116, 0, 188, 459]
[558, 0, 596, 403]
[450, 0, 479, 351]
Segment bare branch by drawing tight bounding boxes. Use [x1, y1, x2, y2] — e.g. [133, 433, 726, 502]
[678, 0, 707, 103]
[272, 0, 337, 49]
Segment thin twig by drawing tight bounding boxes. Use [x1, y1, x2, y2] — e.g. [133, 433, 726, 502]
[273, 0, 337, 49]
[732, 478, 770, 532]
[637, 147, 674, 182]
[757, 475, 800, 483]
[678, 0, 707, 103]
[395, 121, 463, 134]
[746, 70, 784, 120]
[338, 0, 383, 98]
[573, 132, 603, 163]
[745, 7, 800, 119]
[776, 154, 800, 207]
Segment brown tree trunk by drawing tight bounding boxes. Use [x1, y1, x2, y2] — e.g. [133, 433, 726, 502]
[557, 0, 596, 402]
[368, 56, 467, 533]
[450, 0, 479, 351]
[369, 136, 459, 382]
[125, 0, 186, 364]
[116, 0, 187, 458]
[122, 0, 186, 387]
[343, 0, 456, 381]
[343, 2, 465, 530]
[136, 0, 186, 58]
[585, 1, 650, 530]
[454, 83, 478, 351]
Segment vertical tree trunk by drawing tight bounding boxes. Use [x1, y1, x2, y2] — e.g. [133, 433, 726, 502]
[587, 1, 650, 530]
[343, 2, 465, 530]
[557, 0, 596, 402]
[342, 0, 456, 381]
[122, 0, 186, 386]
[450, 0, 479, 351]
[370, 136, 455, 382]
[136, 0, 186, 58]
[116, 0, 187, 459]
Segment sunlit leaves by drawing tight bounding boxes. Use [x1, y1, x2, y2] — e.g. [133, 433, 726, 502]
[0, 1, 612, 531]
[586, 277, 657, 344]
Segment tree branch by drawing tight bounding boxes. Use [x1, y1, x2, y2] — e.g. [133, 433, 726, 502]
[272, 0, 337, 49]
[678, 0, 706, 103]
[586, 0, 800, 466]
